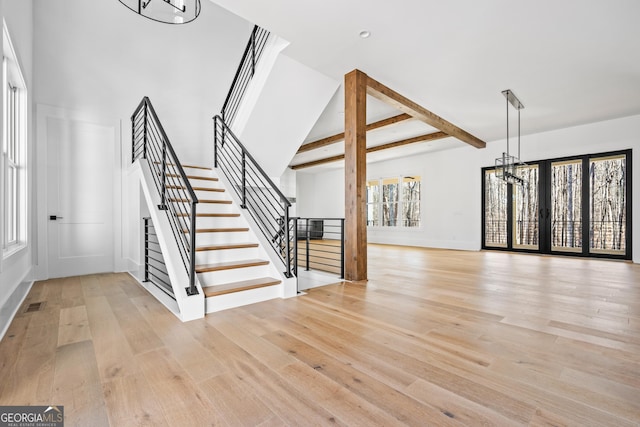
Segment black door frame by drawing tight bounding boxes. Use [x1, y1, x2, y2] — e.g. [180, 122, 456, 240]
[482, 149, 632, 260]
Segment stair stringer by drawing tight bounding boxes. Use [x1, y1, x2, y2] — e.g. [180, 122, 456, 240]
[135, 158, 205, 321]
[213, 168, 298, 299]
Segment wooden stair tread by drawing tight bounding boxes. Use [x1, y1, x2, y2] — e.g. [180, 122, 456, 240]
[204, 277, 281, 298]
[153, 161, 211, 171]
[166, 173, 218, 181]
[196, 242, 258, 251]
[176, 213, 240, 218]
[183, 164, 212, 171]
[184, 227, 249, 233]
[167, 185, 224, 192]
[170, 198, 231, 204]
[196, 259, 269, 273]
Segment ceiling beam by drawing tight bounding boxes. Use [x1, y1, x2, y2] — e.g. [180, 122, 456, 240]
[296, 113, 413, 153]
[291, 131, 449, 170]
[365, 75, 486, 149]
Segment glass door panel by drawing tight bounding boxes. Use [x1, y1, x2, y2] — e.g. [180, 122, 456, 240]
[483, 169, 508, 247]
[551, 160, 582, 252]
[512, 164, 539, 250]
[589, 154, 627, 255]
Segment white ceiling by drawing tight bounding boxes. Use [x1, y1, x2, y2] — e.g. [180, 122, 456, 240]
[211, 0, 640, 171]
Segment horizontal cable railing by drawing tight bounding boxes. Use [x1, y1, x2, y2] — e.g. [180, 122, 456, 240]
[213, 115, 294, 278]
[221, 25, 270, 127]
[291, 218, 345, 279]
[144, 217, 175, 300]
[132, 97, 199, 296]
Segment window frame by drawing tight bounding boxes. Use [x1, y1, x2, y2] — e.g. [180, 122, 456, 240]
[367, 175, 421, 229]
[2, 21, 28, 260]
[481, 149, 632, 260]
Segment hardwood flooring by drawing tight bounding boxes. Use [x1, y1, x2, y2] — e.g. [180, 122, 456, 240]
[1, 245, 640, 426]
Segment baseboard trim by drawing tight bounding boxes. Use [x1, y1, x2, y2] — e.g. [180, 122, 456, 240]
[0, 278, 34, 342]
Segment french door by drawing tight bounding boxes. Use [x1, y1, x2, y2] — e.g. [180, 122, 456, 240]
[482, 150, 631, 259]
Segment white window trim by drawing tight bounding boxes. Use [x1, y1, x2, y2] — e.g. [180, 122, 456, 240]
[2, 20, 28, 263]
[367, 175, 422, 229]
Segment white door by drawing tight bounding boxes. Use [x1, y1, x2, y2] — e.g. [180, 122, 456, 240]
[45, 115, 115, 278]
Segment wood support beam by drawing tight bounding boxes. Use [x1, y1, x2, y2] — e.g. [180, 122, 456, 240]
[344, 70, 368, 282]
[365, 75, 486, 149]
[297, 113, 413, 153]
[290, 131, 448, 170]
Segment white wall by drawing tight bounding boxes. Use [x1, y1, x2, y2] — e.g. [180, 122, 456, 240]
[296, 114, 640, 263]
[0, 0, 34, 338]
[31, 0, 254, 280]
[238, 53, 339, 177]
[34, 0, 252, 165]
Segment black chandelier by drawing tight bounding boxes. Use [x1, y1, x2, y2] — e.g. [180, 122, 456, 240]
[118, 0, 201, 24]
[495, 89, 527, 186]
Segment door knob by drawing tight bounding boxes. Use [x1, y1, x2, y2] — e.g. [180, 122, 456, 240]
[49, 215, 64, 220]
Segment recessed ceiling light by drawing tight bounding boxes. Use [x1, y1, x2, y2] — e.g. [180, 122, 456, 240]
[359, 30, 371, 39]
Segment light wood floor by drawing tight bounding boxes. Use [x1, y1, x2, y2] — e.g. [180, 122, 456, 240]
[1, 245, 640, 426]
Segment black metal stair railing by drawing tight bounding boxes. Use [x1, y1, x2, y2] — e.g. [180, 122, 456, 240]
[132, 97, 199, 296]
[144, 217, 175, 299]
[291, 218, 345, 279]
[221, 25, 270, 127]
[213, 115, 294, 278]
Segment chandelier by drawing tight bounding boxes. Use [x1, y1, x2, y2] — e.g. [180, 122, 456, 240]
[118, 0, 201, 24]
[495, 89, 527, 186]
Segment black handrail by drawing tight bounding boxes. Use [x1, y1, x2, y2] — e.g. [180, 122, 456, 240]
[221, 25, 270, 127]
[132, 97, 199, 296]
[213, 115, 294, 278]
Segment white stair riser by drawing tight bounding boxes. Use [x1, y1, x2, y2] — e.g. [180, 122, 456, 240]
[194, 231, 253, 246]
[198, 264, 271, 286]
[197, 217, 246, 228]
[178, 216, 245, 229]
[194, 189, 226, 199]
[195, 247, 259, 264]
[204, 285, 282, 314]
[195, 203, 237, 214]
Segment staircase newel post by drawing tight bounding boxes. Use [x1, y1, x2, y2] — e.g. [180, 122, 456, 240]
[159, 137, 167, 210]
[292, 217, 298, 279]
[144, 218, 150, 282]
[251, 25, 256, 77]
[221, 111, 226, 145]
[186, 201, 199, 296]
[143, 102, 148, 160]
[305, 218, 310, 271]
[131, 115, 135, 163]
[283, 203, 292, 278]
[241, 151, 247, 208]
[213, 117, 218, 168]
[340, 218, 345, 279]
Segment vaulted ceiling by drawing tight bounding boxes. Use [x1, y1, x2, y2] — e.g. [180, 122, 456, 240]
[211, 0, 640, 170]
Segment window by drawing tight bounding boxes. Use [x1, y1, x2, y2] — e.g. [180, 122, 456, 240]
[589, 154, 627, 254]
[401, 176, 420, 227]
[367, 176, 421, 228]
[366, 179, 380, 226]
[382, 177, 399, 226]
[482, 149, 631, 259]
[2, 23, 28, 257]
[483, 169, 507, 247]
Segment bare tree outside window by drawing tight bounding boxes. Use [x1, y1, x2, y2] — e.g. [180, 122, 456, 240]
[484, 169, 508, 247]
[513, 165, 539, 248]
[590, 155, 626, 253]
[382, 178, 399, 226]
[551, 160, 582, 252]
[366, 180, 380, 226]
[402, 176, 420, 227]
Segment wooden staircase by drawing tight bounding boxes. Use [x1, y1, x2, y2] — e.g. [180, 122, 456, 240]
[179, 164, 282, 312]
